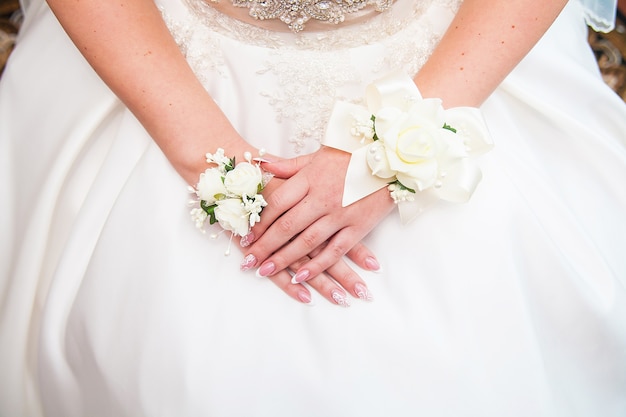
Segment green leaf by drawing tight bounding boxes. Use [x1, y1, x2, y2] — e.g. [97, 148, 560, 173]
[370, 114, 379, 141]
[388, 179, 416, 194]
[201, 201, 218, 224]
[443, 123, 457, 133]
[224, 156, 236, 172]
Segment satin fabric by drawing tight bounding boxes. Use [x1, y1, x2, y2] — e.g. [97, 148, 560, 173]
[1, 0, 626, 416]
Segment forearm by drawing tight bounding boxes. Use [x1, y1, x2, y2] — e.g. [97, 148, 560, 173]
[46, 0, 250, 184]
[415, 0, 569, 107]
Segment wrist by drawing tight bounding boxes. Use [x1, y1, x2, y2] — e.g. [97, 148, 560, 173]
[171, 133, 260, 186]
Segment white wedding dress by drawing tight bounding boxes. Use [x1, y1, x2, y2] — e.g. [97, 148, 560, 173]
[1, 0, 626, 415]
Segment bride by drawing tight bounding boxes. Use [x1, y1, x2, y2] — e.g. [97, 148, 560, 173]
[1, 0, 625, 415]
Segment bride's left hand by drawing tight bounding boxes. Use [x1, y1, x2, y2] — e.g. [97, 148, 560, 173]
[242, 146, 395, 283]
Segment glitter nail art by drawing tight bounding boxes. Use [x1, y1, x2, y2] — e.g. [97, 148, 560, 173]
[331, 290, 351, 307]
[240, 253, 257, 271]
[354, 283, 373, 301]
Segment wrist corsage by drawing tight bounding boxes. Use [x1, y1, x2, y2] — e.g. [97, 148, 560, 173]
[189, 148, 270, 239]
[324, 71, 494, 223]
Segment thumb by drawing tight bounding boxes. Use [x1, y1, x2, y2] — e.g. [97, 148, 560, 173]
[261, 153, 315, 178]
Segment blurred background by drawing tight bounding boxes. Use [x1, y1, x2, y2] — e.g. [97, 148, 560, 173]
[1, 0, 625, 101]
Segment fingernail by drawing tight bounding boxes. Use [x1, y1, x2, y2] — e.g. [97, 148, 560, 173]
[291, 269, 310, 284]
[331, 290, 351, 308]
[354, 283, 373, 301]
[256, 262, 275, 277]
[365, 256, 381, 272]
[240, 232, 255, 248]
[240, 254, 257, 271]
[297, 290, 312, 304]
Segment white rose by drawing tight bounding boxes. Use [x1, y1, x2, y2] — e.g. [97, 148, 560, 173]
[196, 167, 227, 204]
[224, 162, 263, 197]
[214, 198, 250, 236]
[386, 124, 441, 191]
[373, 99, 459, 191]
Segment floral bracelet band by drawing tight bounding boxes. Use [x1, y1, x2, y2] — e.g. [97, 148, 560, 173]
[190, 148, 271, 241]
[323, 71, 494, 223]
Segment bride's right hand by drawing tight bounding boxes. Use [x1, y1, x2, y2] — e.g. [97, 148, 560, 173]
[265, 244, 375, 306]
[243, 176, 377, 306]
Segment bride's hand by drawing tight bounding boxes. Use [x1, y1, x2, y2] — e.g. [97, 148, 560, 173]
[241, 174, 378, 306]
[242, 146, 395, 284]
[259, 245, 374, 306]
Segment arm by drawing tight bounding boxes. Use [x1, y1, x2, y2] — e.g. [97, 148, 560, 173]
[415, 0, 569, 107]
[244, 0, 569, 280]
[46, 0, 245, 184]
[46, 0, 377, 305]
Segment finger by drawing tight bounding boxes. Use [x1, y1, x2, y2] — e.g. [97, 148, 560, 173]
[253, 171, 311, 236]
[289, 224, 357, 283]
[254, 153, 315, 232]
[305, 274, 352, 307]
[253, 211, 337, 278]
[294, 190, 393, 279]
[245, 150, 325, 246]
[320, 256, 374, 302]
[287, 253, 357, 307]
[261, 153, 315, 179]
[245, 187, 337, 273]
[346, 242, 382, 273]
[264, 264, 313, 305]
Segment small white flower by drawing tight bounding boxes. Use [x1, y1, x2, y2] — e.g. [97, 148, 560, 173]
[190, 207, 209, 230]
[388, 184, 416, 203]
[243, 194, 268, 227]
[205, 148, 232, 171]
[350, 109, 375, 142]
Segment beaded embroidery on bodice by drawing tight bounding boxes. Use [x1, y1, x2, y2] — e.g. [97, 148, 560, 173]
[223, 0, 394, 32]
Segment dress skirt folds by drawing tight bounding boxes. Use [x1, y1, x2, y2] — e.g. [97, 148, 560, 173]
[1, 0, 626, 416]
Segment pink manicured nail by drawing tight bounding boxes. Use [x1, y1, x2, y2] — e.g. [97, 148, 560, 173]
[240, 254, 257, 271]
[256, 262, 275, 277]
[240, 232, 255, 248]
[297, 290, 312, 304]
[354, 283, 373, 301]
[291, 269, 310, 284]
[331, 290, 350, 307]
[365, 256, 381, 272]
